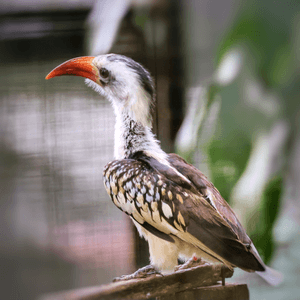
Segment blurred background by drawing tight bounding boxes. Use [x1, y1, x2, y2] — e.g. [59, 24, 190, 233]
[0, 0, 299, 299]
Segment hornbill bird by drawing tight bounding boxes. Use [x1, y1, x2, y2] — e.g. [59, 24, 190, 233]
[46, 54, 282, 285]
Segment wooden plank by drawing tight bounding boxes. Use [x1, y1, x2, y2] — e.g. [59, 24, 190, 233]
[158, 283, 249, 300]
[40, 263, 233, 300]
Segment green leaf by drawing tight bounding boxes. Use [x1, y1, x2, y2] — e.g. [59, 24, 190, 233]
[250, 176, 282, 264]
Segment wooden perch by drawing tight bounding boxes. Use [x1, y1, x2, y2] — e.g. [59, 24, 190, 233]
[41, 263, 248, 300]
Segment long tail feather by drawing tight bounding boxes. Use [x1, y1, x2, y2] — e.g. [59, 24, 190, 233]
[256, 266, 284, 286]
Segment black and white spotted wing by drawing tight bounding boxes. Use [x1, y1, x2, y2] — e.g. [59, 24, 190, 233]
[103, 152, 265, 272]
[103, 158, 187, 241]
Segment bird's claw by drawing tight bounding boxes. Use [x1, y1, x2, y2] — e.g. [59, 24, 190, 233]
[113, 265, 162, 282]
[174, 257, 207, 272]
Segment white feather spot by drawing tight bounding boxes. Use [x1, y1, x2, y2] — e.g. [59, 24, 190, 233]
[117, 192, 126, 206]
[155, 191, 160, 200]
[146, 194, 153, 203]
[162, 202, 173, 219]
[122, 200, 134, 214]
[126, 181, 133, 190]
[149, 186, 154, 196]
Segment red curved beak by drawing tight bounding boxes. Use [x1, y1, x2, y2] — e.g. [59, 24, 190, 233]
[45, 56, 99, 84]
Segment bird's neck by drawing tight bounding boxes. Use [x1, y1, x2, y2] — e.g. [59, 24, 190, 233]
[113, 109, 168, 162]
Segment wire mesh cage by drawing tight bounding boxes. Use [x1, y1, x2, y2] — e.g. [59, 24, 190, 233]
[0, 2, 184, 298]
[0, 17, 136, 300]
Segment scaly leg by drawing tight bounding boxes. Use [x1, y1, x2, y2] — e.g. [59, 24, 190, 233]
[113, 265, 162, 282]
[174, 256, 207, 272]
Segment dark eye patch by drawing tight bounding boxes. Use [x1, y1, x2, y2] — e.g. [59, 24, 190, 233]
[107, 54, 154, 100]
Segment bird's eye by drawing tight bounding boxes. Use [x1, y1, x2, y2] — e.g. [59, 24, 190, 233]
[100, 68, 109, 79]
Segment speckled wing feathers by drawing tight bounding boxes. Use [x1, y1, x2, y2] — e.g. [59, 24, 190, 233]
[103, 158, 225, 265]
[167, 153, 265, 271]
[103, 159, 187, 238]
[103, 152, 265, 272]
[168, 153, 249, 242]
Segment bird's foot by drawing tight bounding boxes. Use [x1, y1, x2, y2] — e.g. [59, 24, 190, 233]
[113, 265, 162, 282]
[174, 256, 207, 272]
